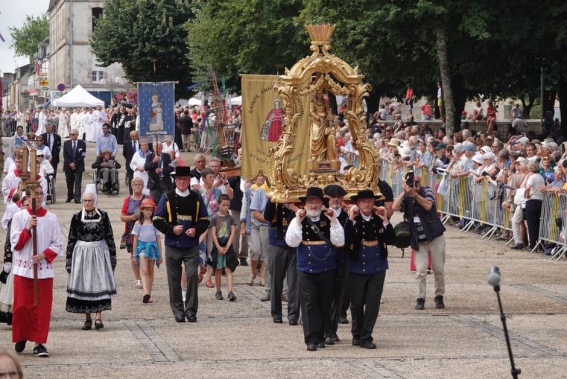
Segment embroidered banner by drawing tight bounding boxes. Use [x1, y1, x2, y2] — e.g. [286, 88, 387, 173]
[138, 82, 175, 137]
[241, 74, 310, 180]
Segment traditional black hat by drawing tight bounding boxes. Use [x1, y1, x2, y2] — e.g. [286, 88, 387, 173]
[351, 189, 380, 202]
[323, 184, 347, 197]
[299, 187, 329, 206]
[171, 166, 193, 178]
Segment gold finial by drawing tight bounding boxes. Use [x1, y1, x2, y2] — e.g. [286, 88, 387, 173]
[306, 24, 336, 45]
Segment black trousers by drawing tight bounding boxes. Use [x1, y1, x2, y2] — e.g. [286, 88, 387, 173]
[298, 270, 335, 345]
[165, 245, 200, 318]
[51, 162, 58, 179]
[349, 271, 386, 343]
[269, 244, 299, 321]
[126, 169, 133, 195]
[325, 263, 348, 338]
[525, 199, 542, 249]
[65, 170, 82, 202]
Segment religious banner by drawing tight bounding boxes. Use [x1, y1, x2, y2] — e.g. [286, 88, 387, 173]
[137, 82, 175, 136]
[241, 74, 310, 180]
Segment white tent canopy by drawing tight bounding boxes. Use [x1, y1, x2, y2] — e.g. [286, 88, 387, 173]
[231, 96, 242, 106]
[188, 97, 201, 106]
[52, 84, 105, 108]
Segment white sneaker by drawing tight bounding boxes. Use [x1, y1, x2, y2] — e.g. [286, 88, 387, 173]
[135, 280, 142, 289]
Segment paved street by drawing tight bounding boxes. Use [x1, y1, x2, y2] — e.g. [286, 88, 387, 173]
[1, 140, 567, 378]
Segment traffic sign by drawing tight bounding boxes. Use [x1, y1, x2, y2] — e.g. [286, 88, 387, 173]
[39, 78, 48, 86]
[57, 83, 66, 91]
[51, 91, 62, 99]
[41, 86, 49, 92]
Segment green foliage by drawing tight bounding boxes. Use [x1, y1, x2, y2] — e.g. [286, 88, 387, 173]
[9, 14, 49, 64]
[90, 0, 194, 98]
[186, 0, 307, 93]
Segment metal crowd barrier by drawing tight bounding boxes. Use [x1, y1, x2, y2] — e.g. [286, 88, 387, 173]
[535, 193, 567, 260]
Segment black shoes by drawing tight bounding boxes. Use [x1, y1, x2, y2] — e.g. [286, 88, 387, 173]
[511, 243, 523, 250]
[174, 314, 186, 323]
[187, 314, 197, 323]
[288, 319, 298, 326]
[415, 298, 425, 310]
[33, 344, 49, 357]
[239, 258, 248, 266]
[143, 294, 151, 303]
[338, 315, 349, 324]
[434, 295, 445, 309]
[352, 339, 361, 346]
[215, 291, 223, 300]
[316, 342, 326, 349]
[15, 340, 26, 353]
[94, 319, 104, 330]
[324, 336, 335, 345]
[360, 341, 377, 349]
[273, 317, 283, 324]
[82, 319, 93, 330]
[307, 344, 317, 351]
[228, 291, 236, 301]
[65, 199, 72, 203]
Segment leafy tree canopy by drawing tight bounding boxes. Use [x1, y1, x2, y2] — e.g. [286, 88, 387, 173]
[9, 14, 49, 64]
[90, 0, 194, 99]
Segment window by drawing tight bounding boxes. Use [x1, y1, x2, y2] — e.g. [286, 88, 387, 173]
[92, 7, 103, 32]
[92, 71, 104, 83]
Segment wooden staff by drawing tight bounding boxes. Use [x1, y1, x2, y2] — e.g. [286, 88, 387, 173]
[29, 147, 39, 307]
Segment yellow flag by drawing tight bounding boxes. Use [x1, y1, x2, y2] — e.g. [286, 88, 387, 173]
[241, 74, 310, 180]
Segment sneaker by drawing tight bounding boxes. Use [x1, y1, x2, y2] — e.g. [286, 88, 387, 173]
[215, 291, 223, 300]
[260, 293, 270, 302]
[510, 243, 523, 250]
[15, 340, 26, 353]
[33, 344, 49, 357]
[246, 276, 255, 286]
[415, 298, 425, 310]
[434, 295, 445, 309]
[228, 291, 236, 301]
[239, 258, 248, 266]
[135, 280, 142, 289]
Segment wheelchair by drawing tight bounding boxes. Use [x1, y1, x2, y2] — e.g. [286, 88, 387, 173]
[45, 174, 56, 204]
[92, 168, 120, 195]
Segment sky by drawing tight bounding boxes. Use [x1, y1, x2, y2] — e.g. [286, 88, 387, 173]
[0, 0, 51, 75]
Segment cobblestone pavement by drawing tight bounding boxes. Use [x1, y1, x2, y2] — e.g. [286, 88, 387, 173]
[1, 140, 567, 378]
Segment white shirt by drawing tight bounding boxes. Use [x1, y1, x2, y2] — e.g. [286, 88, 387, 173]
[10, 208, 63, 279]
[285, 214, 345, 248]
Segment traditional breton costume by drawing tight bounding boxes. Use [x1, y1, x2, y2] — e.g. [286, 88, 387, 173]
[322, 185, 350, 344]
[0, 195, 22, 325]
[152, 166, 210, 322]
[344, 189, 396, 349]
[66, 185, 117, 314]
[264, 202, 300, 324]
[285, 187, 345, 350]
[10, 202, 63, 347]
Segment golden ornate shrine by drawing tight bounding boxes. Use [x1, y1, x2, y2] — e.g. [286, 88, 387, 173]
[267, 24, 381, 202]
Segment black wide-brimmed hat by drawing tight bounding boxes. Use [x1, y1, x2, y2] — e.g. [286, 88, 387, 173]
[351, 189, 380, 202]
[324, 184, 347, 197]
[299, 187, 329, 206]
[171, 166, 193, 178]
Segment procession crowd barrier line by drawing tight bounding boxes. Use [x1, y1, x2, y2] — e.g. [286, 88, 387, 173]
[378, 160, 566, 259]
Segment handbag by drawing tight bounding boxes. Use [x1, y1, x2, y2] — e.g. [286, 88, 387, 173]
[120, 233, 133, 249]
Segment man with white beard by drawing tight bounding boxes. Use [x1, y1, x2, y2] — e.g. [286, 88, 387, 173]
[285, 187, 345, 352]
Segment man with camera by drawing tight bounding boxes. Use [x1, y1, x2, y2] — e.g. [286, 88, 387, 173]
[392, 171, 446, 310]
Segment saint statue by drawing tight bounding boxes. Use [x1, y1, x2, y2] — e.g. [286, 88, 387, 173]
[309, 89, 337, 162]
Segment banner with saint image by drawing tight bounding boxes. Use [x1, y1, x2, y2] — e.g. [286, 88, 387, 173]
[138, 82, 175, 136]
[241, 74, 310, 180]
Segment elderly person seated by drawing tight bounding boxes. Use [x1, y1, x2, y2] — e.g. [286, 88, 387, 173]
[92, 149, 122, 193]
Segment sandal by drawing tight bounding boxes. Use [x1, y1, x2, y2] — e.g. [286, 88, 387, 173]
[94, 319, 104, 330]
[82, 319, 92, 330]
[205, 280, 214, 288]
[143, 294, 151, 303]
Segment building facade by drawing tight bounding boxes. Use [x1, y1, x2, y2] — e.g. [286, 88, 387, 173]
[48, 0, 129, 107]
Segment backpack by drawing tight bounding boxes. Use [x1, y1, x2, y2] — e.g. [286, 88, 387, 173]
[393, 221, 412, 250]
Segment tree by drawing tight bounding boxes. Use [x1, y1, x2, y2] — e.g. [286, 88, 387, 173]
[90, 0, 194, 99]
[9, 14, 49, 64]
[186, 0, 307, 94]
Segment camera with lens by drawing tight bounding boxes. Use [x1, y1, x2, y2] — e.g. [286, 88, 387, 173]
[405, 170, 415, 187]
